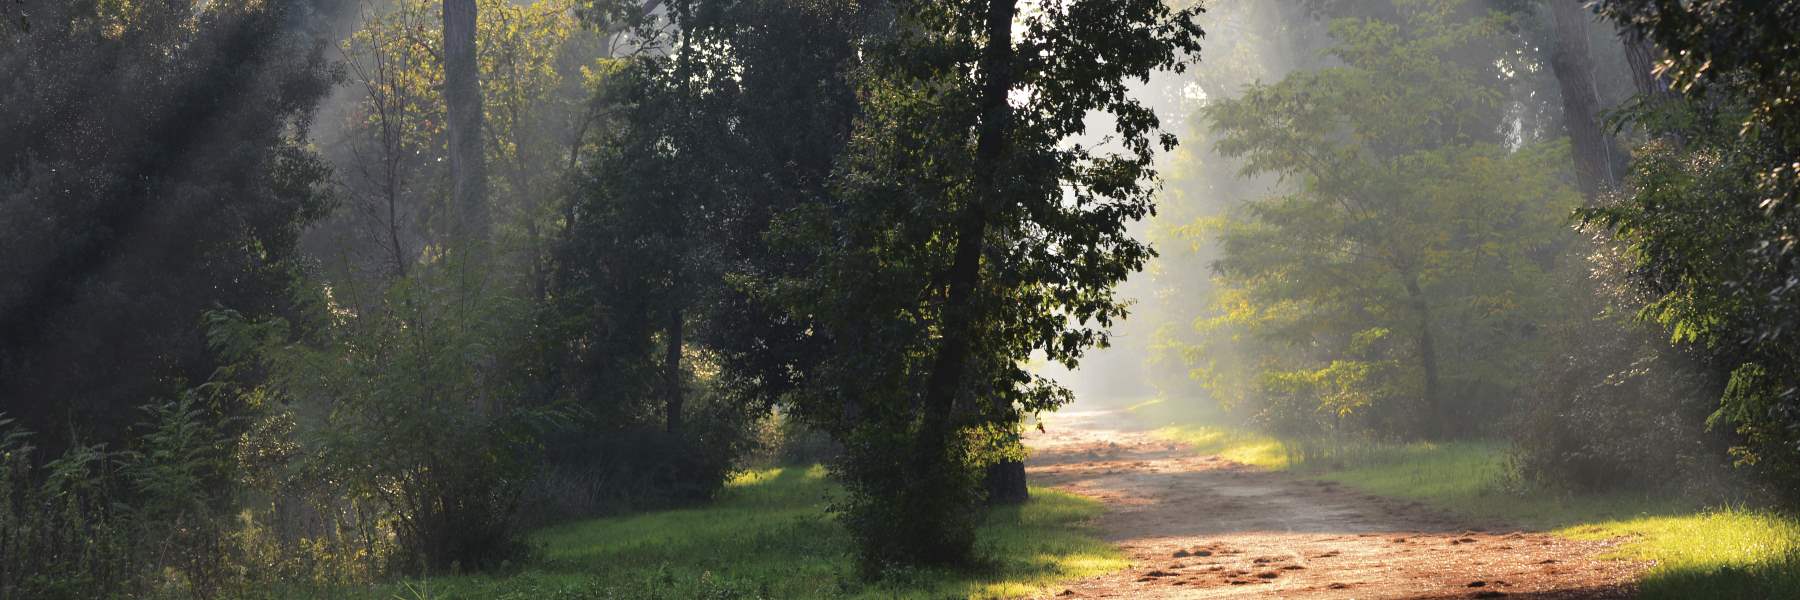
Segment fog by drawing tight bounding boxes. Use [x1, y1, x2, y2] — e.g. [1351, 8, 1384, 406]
[1041, 0, 1332, 412]
[6, 1, 1797, 597]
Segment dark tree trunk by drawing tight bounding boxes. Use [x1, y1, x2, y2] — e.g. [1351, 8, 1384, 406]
[1405, 276, 1445, 439]
[665, 304, 684, 435]
[1621, 34, 1685, 149]
[985, 457, 1029, 505]
[443, 0, 487, 245]
[1548, 0, 1622, 204]
[1621, 35, 1676, 102]
[913, 0, 1017, 477]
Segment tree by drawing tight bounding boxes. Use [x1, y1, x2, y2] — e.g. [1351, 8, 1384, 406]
[0, 0, 341, 453]
[1589, 0, 1800, 501]
[915, 0, 1018, 509]
[1194, 0, 1580, 440]
[748, 0, 1202, 571]
[1548, 0, 1624, 202]
[444, 0, 488, 248]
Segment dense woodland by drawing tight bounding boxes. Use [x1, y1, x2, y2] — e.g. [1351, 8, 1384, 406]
[2, 0, 1799, 598]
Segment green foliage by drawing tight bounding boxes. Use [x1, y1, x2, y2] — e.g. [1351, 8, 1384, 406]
[0, 427, 133, 600]
[1186, 0, 1580, 440]
[0, 0, 339, 456]
[329, 0, 599, 280]
[1575, 18, 1800, 499]
[1506, 243, 1738, 497]
[306, 467, 1121, 600]
[732, 0, 1203, 572]
[555, 0, 1202, 574]
[210, 257, 548, 575]
[2, 395, 263, 599]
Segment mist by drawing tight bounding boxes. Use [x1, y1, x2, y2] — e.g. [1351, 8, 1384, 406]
[5, 1, 1800, 598]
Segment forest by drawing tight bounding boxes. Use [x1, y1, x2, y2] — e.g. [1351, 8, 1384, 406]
[2, 0, 1799, 598]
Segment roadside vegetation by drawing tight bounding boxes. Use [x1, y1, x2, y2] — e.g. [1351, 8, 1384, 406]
[336, 466, 1121, 600]
[1115, 1, 1800, 598]
[0, 1, 1193, 597]
[1127, 399, 1800, 600]
[9, 0, 1800, 598]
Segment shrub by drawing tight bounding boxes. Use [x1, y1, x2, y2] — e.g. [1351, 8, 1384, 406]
[832, 419, 985, 578]
[209, 260, 546, 576]
[0, 394, 242, 599]
[1509, 245, 1741, 498]
[523, 392, 760, 525]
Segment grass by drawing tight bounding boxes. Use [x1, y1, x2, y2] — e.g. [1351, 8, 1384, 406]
[342, 465, 1123, 599]
[1562, 507, 1800, 599]
[1151, 424, 1291, 469]
[1126, 398, 1800, 600]
[1124, 398, 1291, 469]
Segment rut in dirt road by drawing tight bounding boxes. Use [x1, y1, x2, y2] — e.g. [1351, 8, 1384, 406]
[1025, 411, 1646, 599]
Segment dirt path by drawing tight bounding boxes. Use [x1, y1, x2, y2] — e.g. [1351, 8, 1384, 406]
[1025, 411, 1646, 599]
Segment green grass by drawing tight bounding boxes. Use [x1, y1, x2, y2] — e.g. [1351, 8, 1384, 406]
[1130, 400, 1800, 600]
[1151, 424, 1291, 469]
[1562, 507, 1800, 599]
[342, 465, 1123, 599]
[1298, 439, 1800, 598]
[1124, 398, 1292, 468]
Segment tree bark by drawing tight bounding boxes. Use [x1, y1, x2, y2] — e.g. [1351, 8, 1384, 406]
[1621, 35, 1676, 102]
[914, 0, 1017, 486]
[985, 456, 1029, 505]
[1621, 33, 1685, 149]
[1548, 0, 1622, 204]
[443, 0, 487, 246]
[1405, 276, 1445, 439]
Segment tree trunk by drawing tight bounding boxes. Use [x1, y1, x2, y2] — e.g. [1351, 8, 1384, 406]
[1621, 35, 1676, 102]
[913, 0, 1017, 478]
[1548, 0, 1622, 204]
[665, 304, 684, 435]
[443, 0, 487, 246]
[985, 456, 1029, 505]
[1621, 34, 1684, 149]
[1405, 276, 1445, 439]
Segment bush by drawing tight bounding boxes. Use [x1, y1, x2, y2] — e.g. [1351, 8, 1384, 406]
[1509, 246, 1741, 498]
[742, 412, 841, 468]
[209, 260, 546, 576]
[831, 419, 985, 578]
[524, 393, 760, 525]
[0, 429, 135, 600]
[0, 393, 244, 599]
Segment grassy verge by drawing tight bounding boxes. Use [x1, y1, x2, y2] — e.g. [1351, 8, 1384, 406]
[1127, 400, 1800, 600]
[336, 465, 1122, 600]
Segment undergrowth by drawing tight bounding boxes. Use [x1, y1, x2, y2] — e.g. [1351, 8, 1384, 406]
[294, 465, 1122, 599]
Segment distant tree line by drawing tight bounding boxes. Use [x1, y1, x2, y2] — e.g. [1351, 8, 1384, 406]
[1156, 0, 1800, 505]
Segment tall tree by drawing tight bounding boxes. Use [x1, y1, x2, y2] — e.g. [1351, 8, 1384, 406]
[1196, 0, 1580, 440]
[915, 0, 1017, 508]
[1548, 0, 1623, 202]
[444, 0, 487, 246]
[758, 0, 1202, 570]
[0, 0, 341, 452]
[1588, 0, 1800, 500]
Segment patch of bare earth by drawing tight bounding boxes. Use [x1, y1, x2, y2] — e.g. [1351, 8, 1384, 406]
[1025, 411, 1646, 599]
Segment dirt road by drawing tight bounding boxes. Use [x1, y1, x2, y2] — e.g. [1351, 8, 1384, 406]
[1025, 411, 1645, 599]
